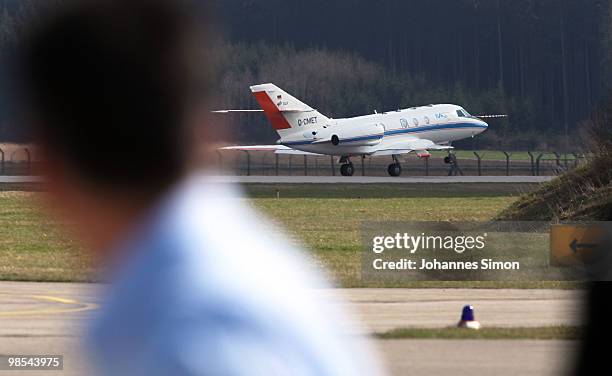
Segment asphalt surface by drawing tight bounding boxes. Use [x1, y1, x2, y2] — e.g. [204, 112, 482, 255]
[209, 175, 554, 184]
[327, 288, 584, 334]
[0, 282, 100, 375]
[0, 176, 43, 183]
[0, 175, 553, 186]
[0, 282, 582, 376]
[379, 339, 577, 376]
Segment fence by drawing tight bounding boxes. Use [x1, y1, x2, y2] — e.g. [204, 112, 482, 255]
[216, 150, 587, 177]
[0, 146, 45, 176]
[0, 145, 587, 177]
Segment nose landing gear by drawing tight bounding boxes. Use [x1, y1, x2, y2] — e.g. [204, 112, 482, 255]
[387, 155, 402, 177]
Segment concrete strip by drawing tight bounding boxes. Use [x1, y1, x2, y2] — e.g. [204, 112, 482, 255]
[0, 282, 584, 376]
[208, 175, 554, 184]
[378, 339, 577, 376]
[0, 176, 44, 183]
[320, 288, 584, 334]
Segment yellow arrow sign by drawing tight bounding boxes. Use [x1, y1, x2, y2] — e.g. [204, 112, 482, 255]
[550, 224, 607, 266]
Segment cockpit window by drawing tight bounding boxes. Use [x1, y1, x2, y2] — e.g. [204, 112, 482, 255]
[456, 109, 472, 118]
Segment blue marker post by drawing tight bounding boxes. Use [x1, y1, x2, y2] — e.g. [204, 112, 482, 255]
[457, 305, 481, 329]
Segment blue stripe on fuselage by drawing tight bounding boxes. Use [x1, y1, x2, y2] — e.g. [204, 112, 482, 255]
[281, 122, 487, 146]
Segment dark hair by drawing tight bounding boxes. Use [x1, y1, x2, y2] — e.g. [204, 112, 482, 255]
[20, 0, 207, 192]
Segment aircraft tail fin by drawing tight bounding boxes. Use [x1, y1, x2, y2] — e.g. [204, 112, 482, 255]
[250, 83, 329, 135]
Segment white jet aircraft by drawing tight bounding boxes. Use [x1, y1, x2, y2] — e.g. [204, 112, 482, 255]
[218, 83, 489, 176]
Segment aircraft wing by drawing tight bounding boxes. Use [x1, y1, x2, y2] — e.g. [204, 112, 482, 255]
[370, 138, 452, 156]
[219, 145, 322, 156]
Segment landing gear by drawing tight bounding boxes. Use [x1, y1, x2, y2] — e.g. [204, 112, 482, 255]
[338, 156, 355, 176]
[340, 163, 355, 176]
[387, 163, 401, 177]
[387, 155, 402, 177]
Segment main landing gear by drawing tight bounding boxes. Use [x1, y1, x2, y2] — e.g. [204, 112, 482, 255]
[340, 163, 355, 176]
[387, 155, 402, 177]
[339, 157, 355, 176]
[338, 156, 355, 176]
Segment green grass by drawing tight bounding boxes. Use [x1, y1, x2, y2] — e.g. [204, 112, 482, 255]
[0, 183, 574, 287]
[376, 326, 582, 340]
[0, 192, 94, 281]
[249, 193, 576, 288]
[244, 183, 539, 199]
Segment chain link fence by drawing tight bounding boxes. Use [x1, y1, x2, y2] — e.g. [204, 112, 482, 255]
[216, 150, 587, 177]
[0, 145, 587, 177]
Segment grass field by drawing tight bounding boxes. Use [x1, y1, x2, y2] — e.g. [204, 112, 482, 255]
[249, 188, 574, 288]
[251, 195, 515, 286]
[0, 183, 569, 287]
[0, 192, 93, 281]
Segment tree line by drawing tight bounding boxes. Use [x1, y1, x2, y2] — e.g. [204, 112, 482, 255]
[0, 0, 611, 150]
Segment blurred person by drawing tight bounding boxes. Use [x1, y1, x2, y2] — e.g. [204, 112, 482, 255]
[17, 0, 383, 375]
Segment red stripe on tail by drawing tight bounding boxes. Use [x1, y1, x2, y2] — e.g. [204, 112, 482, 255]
[253, 91, 292, 130]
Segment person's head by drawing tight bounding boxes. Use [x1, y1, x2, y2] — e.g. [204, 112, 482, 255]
[18, 0, 210, 252]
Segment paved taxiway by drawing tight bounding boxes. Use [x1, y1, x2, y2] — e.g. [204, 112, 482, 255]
[0, 176, 44, 183]
[0, 175, 553, 185]
[209, 175, 554, 184]
[380, 339, 576, 376]
[0, 282, 581, 375]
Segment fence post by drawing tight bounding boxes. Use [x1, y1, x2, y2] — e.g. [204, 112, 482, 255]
[553, 152, 561, 169]
[288, 155, 292, 176]
[502, 151, 511, 176]
[275, 154, 279, 176]
[361, 155, 365, 176]
[535, 153, 544, 176]
[330, 156, 335, 176]
[303, 155, 308, 176]
[572, 152, 579, 168]
[527, 151, 535, 176]
[0, 148, 4, 175]
[24, 148, 31, 175]
[425, 157, 429, 176]
[216, 150, 223, 174]
[243, 150, 251, 176]
[473, 152, 482, 176]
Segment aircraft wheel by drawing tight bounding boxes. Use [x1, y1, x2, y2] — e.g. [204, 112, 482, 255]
[340, 163, 355, 176]
[387, 163, 402, 177]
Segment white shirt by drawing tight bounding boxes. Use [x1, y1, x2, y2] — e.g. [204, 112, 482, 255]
[88, 175, 383, 376]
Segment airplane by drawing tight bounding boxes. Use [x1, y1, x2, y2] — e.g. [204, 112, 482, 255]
[217, 83, 491, 177]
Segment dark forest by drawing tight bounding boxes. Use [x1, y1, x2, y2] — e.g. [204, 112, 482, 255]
[1, 0, 611, 150]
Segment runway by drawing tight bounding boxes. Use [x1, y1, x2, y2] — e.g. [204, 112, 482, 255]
[209, 175, 554, 184]
[380, 339, 576, 376]
[0, 282, 581, 375]
[327, 288, 583, 334]
[0, 175, 553, 185]
[0, 175, 44, 183]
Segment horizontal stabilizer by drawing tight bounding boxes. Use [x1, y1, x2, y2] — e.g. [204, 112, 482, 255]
[220, 145, 286, 151]
[219, 145, 322, 156]
[211, 109, 264, 113]
[274, 149, 322, 156]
